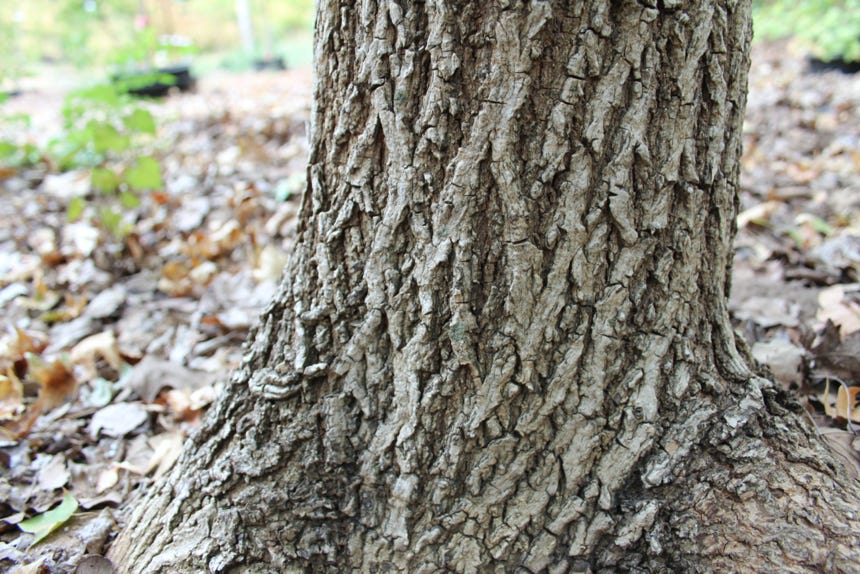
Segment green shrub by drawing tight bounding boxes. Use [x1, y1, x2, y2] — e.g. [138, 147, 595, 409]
[50, 83, 163, 236]
[0, 105, 41, 168]
[754, 0, 860, 62]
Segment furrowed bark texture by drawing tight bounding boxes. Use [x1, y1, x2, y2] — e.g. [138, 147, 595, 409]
[111, 1, 860, 572]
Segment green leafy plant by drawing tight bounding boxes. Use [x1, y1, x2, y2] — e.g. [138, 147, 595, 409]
[0, 109, 41, 168]
[754, 0, 860, 63]
[50, 83, 163, 236]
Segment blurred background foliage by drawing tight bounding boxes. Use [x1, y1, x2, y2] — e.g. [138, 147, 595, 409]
[0, 1, 857, 92]
[753, 0, 860, 63]
[0, 0, 314, 91]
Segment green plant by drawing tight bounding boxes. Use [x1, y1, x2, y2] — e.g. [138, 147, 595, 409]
[754, 0, 860, 62]
[0, 107, 41, 168]
[112, 27, 197, 71]
[50, 83, 163, 236]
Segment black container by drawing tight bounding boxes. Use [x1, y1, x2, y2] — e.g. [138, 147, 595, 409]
[253, 57, 287, 71]
[113, 64, 196, 98]
[808, 56, 860, 75]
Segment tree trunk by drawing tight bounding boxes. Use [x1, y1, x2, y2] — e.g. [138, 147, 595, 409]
[110, 1, 860, 572]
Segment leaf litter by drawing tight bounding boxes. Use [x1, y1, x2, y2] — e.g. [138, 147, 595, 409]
[0, 66, 310, 571]
[0, 41, 858, 569]
[733, 40, 860, 478]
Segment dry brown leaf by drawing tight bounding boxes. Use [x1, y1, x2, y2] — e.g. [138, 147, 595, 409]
[813, 327, 860, 382]
[145, 432, 185, 479]
[2, 354, 77, 438]
[160, 388, 194, 421]
[0, 327, 40, 378]
[27, 353, 77, 411]
[785, 161, 819, 184]
[836, 385, 860, 423]
[183, 230, 220, 260]
[0, 369, 25, 421]
[158, 260, 193, 296]
[11, 327, 48, 358]
[70, 331, 124, 375]
[817, 285, 860, 335]
[36, 454, 70, 491]
[95, 467, 119, 494]
[151, 190, 170, 204]
[211, 220, 243, 252]
[737, 200, 779, 228]
[821, 379, 860, 423]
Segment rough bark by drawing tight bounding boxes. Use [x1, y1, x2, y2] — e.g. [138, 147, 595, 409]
[110, 1, 860, 572]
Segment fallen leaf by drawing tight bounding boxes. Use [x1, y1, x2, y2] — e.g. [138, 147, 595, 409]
[252, 244, 288, 283]
[820, 379, 860, 423]
[161, 388, 193, 421]
[171, 196, 210, 232]
[817, 285, 860, 335]
[26, 353, 77, 411]
[836, 385, 860, 423]
[808, 235, 860, 279]
[737, 200, 779, 228]
[819, 427, 860, 480]
[126, 356, 216, 402]
[117, 434, 153, 474]
[157, 260, 193, 296]
[813, 328, 860, 382]
[5, 354, 77, 438]
[84, 286, 127, 320]
[752, 338, 806, 386]
[0, 370, 24, 421]
[88, 403, 148, 438]
[70, 331, 124, 375]
[95, 467, 119, 494]
[17, 272, 62, 313]
[146, 432, 185, 478]
[18, 493, 78, 545]
[76, 491, 123, 510]
[733, 296, 800, 328]
[47, 315, 97, 353]
[36, 454, 70, 491]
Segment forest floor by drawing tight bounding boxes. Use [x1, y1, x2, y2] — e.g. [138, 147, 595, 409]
[0, 41, 858, 572]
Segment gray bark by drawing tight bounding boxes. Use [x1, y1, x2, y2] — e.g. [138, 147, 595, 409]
[110, 1, 860, 572]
